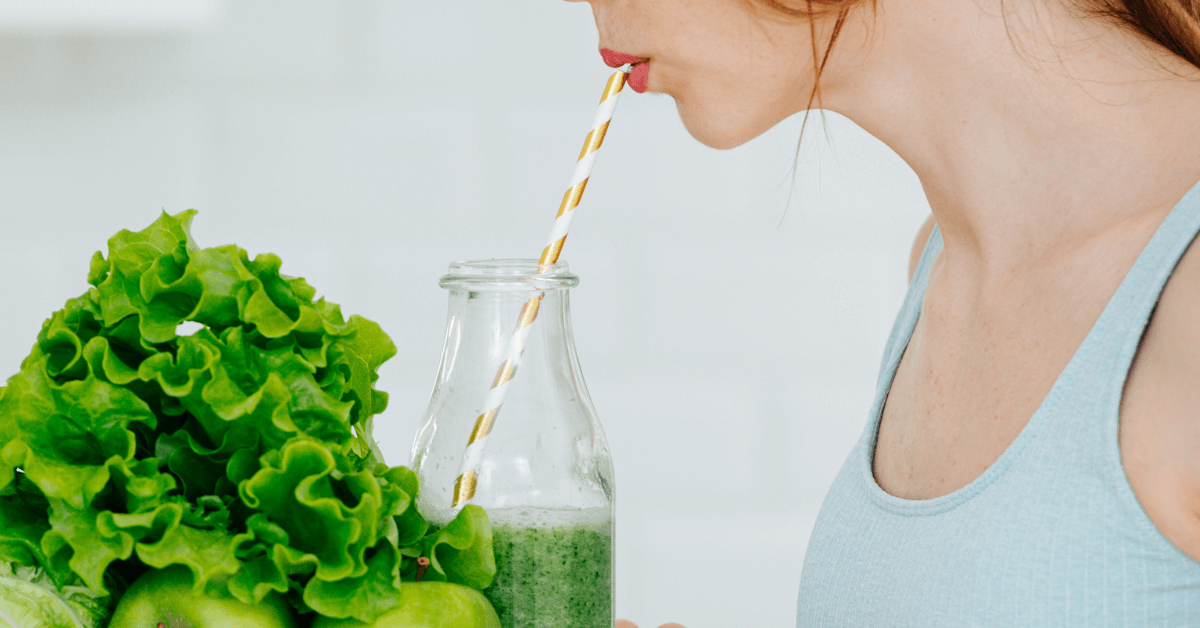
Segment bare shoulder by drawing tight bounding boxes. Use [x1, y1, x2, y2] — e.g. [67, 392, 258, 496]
[907, 214, 937, 283]
[1120, 232, 1200, 562]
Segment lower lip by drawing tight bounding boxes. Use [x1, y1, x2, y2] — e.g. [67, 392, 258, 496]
[627, 62, 650, 94]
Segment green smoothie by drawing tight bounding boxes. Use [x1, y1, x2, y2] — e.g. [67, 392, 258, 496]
[483, 510, 612, 628]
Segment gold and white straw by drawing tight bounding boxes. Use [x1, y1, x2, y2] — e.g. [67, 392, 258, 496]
[452, 65, 631, 508]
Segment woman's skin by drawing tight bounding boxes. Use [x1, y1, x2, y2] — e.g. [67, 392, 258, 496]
[569, 0, 1200, 625]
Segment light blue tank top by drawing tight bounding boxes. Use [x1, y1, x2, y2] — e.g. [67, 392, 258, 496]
[797, 180, 1200, 626]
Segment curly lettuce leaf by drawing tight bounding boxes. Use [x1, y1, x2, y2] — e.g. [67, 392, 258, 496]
[302, 541, 405, 622]
[39, 499, 135, 595]
[0, 486, 53, 578]
[0, 360, 154, 510]
[239, 438, 385, 582]
[415, 506, 495, 590]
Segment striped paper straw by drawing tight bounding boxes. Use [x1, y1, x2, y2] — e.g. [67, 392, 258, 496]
[452, 65, 632, 508]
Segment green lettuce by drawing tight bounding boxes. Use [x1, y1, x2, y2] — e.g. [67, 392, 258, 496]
[0, 562, 111, 628]
[0, 211, 495, 624]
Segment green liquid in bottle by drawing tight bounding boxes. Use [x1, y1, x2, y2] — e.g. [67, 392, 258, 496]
[483, 509, 612, 628]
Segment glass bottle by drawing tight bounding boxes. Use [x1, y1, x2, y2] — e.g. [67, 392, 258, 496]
[411, 259, 614, 628]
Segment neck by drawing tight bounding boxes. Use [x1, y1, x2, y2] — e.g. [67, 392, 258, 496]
[822, 0, 1200, 275]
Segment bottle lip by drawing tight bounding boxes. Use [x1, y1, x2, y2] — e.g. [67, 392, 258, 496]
[439, 259, 580, 291]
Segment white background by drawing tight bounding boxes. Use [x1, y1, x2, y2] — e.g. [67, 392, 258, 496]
[0, 1, 931, 626]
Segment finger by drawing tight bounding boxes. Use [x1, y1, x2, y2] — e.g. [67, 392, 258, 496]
[615, 621, 639, 628]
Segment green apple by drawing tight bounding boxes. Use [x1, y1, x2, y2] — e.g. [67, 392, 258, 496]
[107, 566, 298, 628]
[311, 582, 500, 628]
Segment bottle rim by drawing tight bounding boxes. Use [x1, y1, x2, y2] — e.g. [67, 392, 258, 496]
[439, 259, 580, 291]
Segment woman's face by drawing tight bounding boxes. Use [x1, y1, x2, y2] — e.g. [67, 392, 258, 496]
[570, 0, 829, 149]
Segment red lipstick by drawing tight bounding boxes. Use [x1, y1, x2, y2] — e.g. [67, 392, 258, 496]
[600, 48, 650, 93]
[627, 63, 649, 94]
[600, 48, 645, 68]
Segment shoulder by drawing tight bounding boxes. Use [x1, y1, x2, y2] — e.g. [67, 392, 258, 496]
[907, 214, 937, 283]
[1120, 233, 1200, 561]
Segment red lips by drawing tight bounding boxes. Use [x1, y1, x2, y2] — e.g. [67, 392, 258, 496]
[600, 48, 650, 94]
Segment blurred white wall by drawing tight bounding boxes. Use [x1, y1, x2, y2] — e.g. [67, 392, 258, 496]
[0, 1, 931, 626]
[0, 1, 221, 33]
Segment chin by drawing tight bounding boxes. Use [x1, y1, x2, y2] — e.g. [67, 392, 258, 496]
[675, 98, 778, 150]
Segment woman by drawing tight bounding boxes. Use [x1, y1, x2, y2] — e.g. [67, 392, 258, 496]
[570, 0, 1200, 624]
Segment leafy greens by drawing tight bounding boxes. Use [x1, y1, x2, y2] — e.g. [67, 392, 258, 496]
[0, 211, 494, 624]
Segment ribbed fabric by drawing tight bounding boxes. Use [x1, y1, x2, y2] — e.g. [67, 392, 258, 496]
[797, 180, 1200, 627]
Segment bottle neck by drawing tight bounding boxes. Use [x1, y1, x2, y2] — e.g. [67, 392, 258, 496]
[437, 287, 575, 392]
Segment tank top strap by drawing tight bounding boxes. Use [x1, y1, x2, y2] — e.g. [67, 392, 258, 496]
[875, 225, 943, 393]
[1062, 181, 1200, 409]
